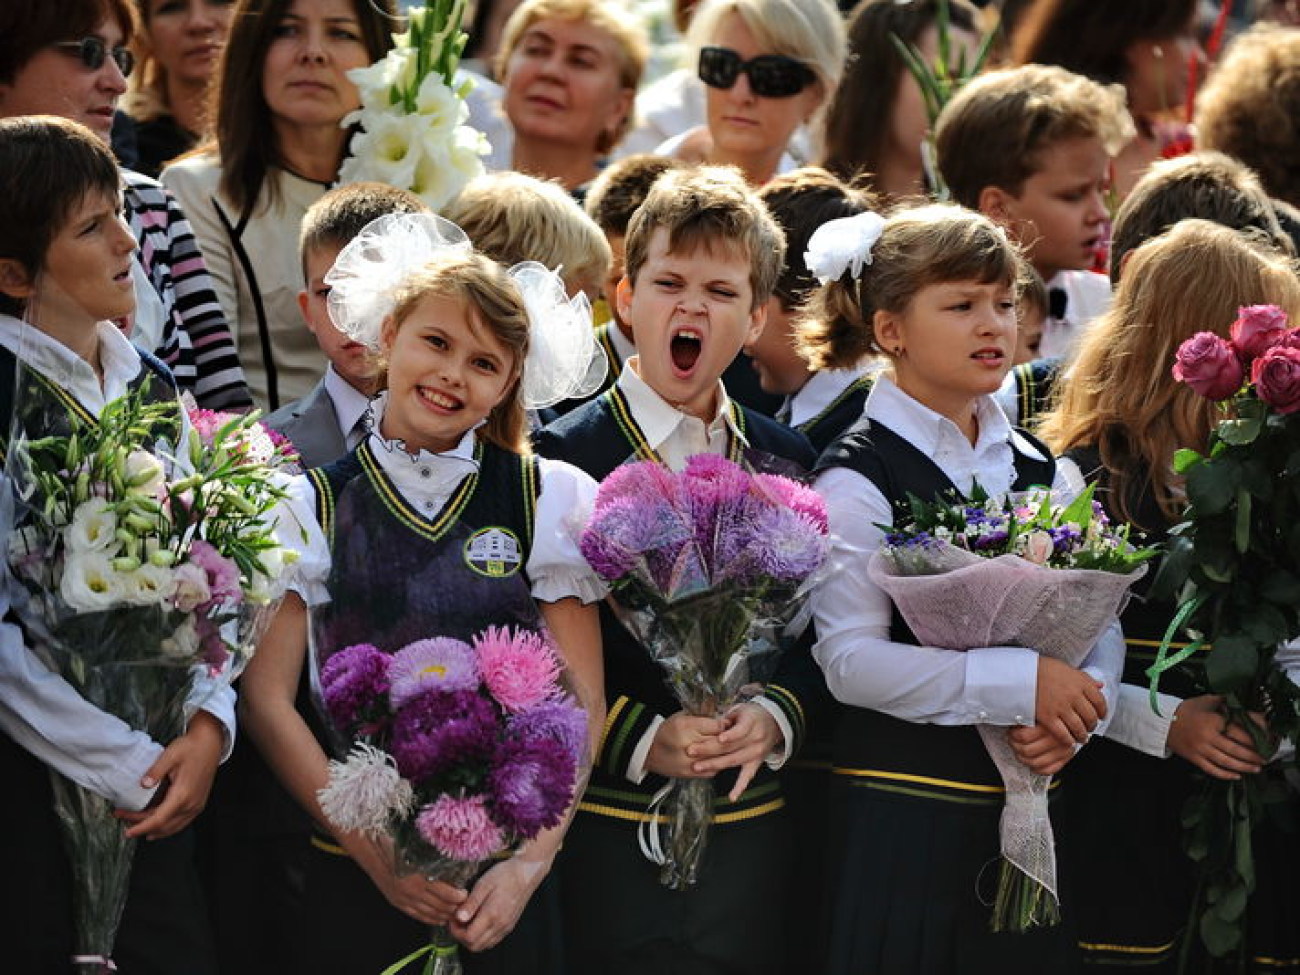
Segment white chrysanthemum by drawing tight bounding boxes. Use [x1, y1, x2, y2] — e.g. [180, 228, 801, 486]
[318, 744, 414, 835]
[65, 498, 119, 554]
[414, 74, 467, 133]
[60, 551, 124, 612]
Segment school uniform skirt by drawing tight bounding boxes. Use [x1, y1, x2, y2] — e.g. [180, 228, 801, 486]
[823, 771, 1074, 975]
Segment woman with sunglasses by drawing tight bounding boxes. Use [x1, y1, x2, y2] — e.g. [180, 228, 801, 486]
[492, 0, 648, 199]
[0, 0, 252, 415]
[658, 0, 846, 187]
[123, 0, 235, 178]
[161, 0, 397, 411]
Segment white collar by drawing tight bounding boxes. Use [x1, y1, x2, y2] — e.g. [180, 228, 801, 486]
[0, 315, 144, 413]
[617, 357, 746, 448]
[604, 320, 636, 363]
[364, 391, 481, 506]
[864, 372, 1028, 460]
[786, 365, 873, 428]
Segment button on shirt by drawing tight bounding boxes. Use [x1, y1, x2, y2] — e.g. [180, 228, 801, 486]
[810, 374, 1122, 729]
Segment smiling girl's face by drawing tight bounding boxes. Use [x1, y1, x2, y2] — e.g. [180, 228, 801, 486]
[378, 293, 518, 455]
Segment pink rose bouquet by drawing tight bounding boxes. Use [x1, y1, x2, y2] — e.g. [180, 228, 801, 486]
[1163, 304, 1300, 959]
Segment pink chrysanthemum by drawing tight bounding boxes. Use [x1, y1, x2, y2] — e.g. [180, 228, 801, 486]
[416, 794, 505, 861]
[472, 626, 561, 714]
[387, 637, 479, 708]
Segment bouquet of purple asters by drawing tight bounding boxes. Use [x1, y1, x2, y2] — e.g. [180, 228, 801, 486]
[579, 454, 829, 889]
[314, 626, 586, 975]
[1159, 304, 1300, 958]
[870, 485, 1153, 933]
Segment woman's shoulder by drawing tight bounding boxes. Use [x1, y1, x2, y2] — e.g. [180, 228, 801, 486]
[159, 151, 223, 194]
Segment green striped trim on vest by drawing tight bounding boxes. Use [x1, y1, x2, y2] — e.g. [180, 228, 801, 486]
[357, 440, 480, 543]
[761, 682, 806, 755]
[604, 386, 748, 465]
[796, 375, 873, 437]
[833, 766, 1063, 807]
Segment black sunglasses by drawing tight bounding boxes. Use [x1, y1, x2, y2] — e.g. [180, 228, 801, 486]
[698, 46, 815, 99]
[52, 37, 135, 78]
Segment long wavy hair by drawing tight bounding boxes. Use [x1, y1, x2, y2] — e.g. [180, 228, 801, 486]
[1040, 220, 1300, 528]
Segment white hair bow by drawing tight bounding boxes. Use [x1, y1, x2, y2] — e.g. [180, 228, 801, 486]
[803, 211, 887, 284]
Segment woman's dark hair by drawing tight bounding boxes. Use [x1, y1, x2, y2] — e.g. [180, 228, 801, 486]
[1011, 0, 1197, 85]
[0, 0, 136, 84]
[819, 0, 977, 185]
[212, 0, 397, 212]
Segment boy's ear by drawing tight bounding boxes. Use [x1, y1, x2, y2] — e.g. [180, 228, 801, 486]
[614, 274, 634, 321]
[978, 185, 1014, 224]
[0, 259, 35, 300]
[746, 300, 768, 344]
[296, 289, 314, 330]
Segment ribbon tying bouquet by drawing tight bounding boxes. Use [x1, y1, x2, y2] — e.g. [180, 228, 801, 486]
[868, 485, 1153, 932]
[315, 626, 587, 975]
[4, 375, 297, 974]
[579, 455, 829, 889]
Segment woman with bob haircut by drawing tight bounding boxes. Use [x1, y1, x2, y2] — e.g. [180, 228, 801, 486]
[658, 0, 846, 187]
[162, 0, 397, 411]
[492, 0, 648, 197]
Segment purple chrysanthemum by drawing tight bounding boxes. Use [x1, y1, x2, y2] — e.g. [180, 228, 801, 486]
[581, 493, 696, 589]
[416, 794, 504, 861]
[388, 688, 499, 782]
[489, 735, 578, 837]
[751, 473, 829, 534]
[682, 455, 752, 557]
[387, 637, 479, 708]
[320, 643, 392, 734]
[473, 626, 561, 714]
[509, 697, 588, 759]
[753, 507, 829, 583]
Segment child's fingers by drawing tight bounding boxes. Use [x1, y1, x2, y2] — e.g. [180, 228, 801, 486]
[726, 759, 761, 802]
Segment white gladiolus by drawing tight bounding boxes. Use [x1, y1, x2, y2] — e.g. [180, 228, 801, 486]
[414, 74, 467, 132]
[60, 551, 125, 612]
[338, 112, 423, 191]
[65, 498, 119, 553]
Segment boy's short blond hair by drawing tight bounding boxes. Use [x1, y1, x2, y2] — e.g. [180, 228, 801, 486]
[298, 181, 429, 277]
[443, 171, 612, 296]
[623, 165, 786, 310]
[934, 64, 1133, 210]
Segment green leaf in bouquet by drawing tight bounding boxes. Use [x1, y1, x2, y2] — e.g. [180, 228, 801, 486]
[1199, 899, 1242, 957]
[1203, 633, 1259, 694]
[1243, 603, 1292, 648]
[1057, 481, 1097, 533]
[1233, 488, 1252, 555]
[1173, 447, 1204, 475]
[1186, 457, 1239, 515]
[1218, 415, 1262, 446]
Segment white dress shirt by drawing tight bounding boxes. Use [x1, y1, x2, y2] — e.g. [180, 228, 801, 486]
[0, 316, 236, 811]
[1039, 270, 1113, 362]
[783, 365, 876, 428]
[810, 374, 1123, 731]
[321, 365, 372, 452]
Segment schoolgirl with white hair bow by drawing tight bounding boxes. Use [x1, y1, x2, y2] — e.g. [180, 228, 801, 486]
[239, 214, 607, 974]
[804, 204, 1125, 972]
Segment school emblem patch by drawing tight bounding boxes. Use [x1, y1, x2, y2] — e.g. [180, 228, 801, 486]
[463, 526, 523, 578]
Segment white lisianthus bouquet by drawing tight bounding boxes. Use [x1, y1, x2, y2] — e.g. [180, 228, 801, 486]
[337, 0, 489, 212]
[6, 383, 300, 973]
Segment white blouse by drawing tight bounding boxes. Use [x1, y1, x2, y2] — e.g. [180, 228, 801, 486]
[810, 373, 1123, 730]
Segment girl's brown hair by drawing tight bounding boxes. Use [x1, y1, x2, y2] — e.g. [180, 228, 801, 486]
[797, 203, 1021, 371]
[211, 0, 397, 213]
[1039, 219, 1300, 527]
[383, 252, 532, 455]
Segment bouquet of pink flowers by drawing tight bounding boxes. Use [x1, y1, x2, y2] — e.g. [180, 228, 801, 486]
[579, 455, 829, 888]
[4, 384, 296, 973]
[1160, 304, 1300, 958]
[315, 626, 586, 975]
[870, 485, 1153, 932]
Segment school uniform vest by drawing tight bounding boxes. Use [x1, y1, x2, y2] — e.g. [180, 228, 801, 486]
[1010, 357, 1062, 431]
[534, 389, 817, 824]
[817, 418, 1056, 796]
[303, 439, 541, 752]
[793, 375, 873, 456]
